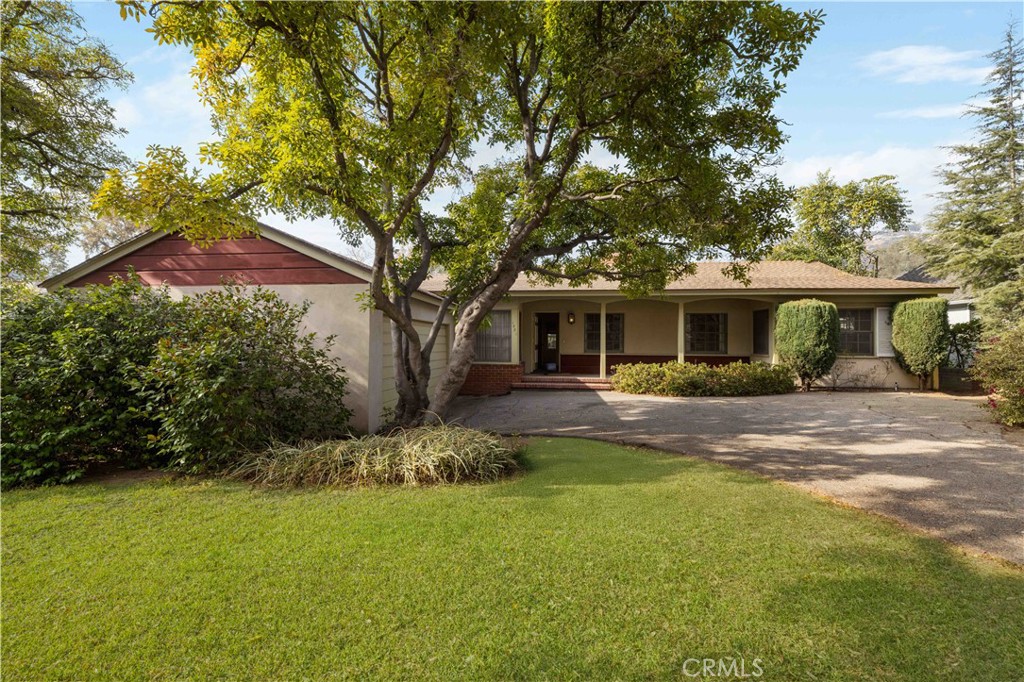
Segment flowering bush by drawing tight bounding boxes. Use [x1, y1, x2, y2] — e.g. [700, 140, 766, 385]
[971, 321, 1024, 426]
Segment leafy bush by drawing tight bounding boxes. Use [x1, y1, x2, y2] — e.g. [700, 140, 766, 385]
[230, 425, 520, 487]
[137, 284, 352, 472]
[1, 277, 182, 487]
[971, 321, 1024, 426]
[774, 299, 839, 390]
[611, 361, 795, 397]
[1, 278, 351, 487]
[948, 319, 982, 369]
[892, 298, 950, 389]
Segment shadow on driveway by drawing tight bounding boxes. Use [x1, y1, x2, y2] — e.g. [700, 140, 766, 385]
[450, 390, 1024, 564]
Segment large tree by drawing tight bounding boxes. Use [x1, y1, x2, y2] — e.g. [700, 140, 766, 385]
[925, 22, 1024, 330]
[1, 0, 132, 302]
[97, 1, 821, 424]
[770, 171, 911, 276]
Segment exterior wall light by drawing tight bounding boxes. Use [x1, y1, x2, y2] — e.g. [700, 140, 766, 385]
[567, 311, 576, 325]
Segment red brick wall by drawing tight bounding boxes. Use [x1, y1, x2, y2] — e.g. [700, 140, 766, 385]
[459, 363, 524, 396]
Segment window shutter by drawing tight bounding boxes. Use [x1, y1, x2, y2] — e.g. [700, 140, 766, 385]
[875, 307, 894, 357]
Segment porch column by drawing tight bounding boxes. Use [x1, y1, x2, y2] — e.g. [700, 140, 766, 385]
[677, 301, 686, 362]
[599, 302, 607, 379]
[510, 302, 521, 365]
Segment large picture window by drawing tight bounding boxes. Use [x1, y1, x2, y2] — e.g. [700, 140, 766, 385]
[474, 310, 512, 362]
[838, 308, 873, 355]
[584, 313, 624, 353]
[686, 313, 727, 354]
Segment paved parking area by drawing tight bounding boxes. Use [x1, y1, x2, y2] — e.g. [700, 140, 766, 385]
[450, 390, 1024, 564]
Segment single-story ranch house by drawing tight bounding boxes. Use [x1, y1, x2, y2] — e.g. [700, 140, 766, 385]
[43, 224, 954, 432]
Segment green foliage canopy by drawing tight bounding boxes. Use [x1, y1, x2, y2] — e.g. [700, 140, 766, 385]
[771, 171, 911, 276]
[774, 299, 839, 390]
[96, 1, 822, 422]
[0, 0, 132, 301]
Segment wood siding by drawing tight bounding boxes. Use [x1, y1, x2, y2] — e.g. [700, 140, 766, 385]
[68, 234, 365, 287]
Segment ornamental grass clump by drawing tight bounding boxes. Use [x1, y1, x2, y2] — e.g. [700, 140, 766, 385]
[231, 425, 521, 488]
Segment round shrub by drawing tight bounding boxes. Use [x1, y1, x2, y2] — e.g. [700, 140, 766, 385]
[891, 297, 950, 389]
[136, 284, 352, 472]
[774, 299, 839, 390]
[611, 361, 795, 397]
[1, 279, 351, 487]
[971, 321, 1024, 426]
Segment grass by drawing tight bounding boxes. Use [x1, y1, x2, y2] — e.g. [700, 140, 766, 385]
[2, 438, 1021, 680]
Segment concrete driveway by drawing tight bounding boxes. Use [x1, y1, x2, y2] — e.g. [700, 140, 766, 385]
[450, 390, 1024, 564]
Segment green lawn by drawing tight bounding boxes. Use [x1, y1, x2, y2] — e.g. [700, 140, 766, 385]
[3, 438, 1021, 680]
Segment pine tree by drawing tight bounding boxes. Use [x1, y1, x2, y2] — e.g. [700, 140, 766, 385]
[926, 22, 1024, 330]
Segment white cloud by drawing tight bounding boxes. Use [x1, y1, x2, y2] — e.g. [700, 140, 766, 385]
[859, 45, 990, 84]
[777, 144, 956, 222]
[876, 104, 967, 120]
[111, 57, 213, 159]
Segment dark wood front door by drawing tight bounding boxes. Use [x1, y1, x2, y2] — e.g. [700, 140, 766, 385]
[536, 312, 560, 373]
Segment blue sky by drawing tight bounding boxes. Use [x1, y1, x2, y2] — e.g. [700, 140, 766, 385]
[71, 1, 1021, 265]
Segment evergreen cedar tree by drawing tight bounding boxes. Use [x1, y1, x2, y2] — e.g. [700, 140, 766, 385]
[96, 1, 823, 425]
[0, 0, 132, 304]
[891, 298, 950, 390]
[774, 299, 839, 391]
[925, 23, 1023, 332]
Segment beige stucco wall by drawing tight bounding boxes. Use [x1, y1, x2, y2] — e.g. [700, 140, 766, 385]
[168, 283, 374, 433]
[607, 299, 678, 355]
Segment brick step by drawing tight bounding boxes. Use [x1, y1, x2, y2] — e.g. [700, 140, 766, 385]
[518, 375, 610, 384]
[511, 381, 612, 391]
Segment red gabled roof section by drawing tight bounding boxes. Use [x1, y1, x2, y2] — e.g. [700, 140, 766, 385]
[66, 234, 365, 287]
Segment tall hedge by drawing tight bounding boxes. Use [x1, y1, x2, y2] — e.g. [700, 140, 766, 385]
[774, 299, 839, 390]
[891, 297, 950, 389]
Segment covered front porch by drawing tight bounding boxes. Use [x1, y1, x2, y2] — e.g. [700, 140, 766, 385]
[520, 296, 775, 379]
[504, 295, 776, 379]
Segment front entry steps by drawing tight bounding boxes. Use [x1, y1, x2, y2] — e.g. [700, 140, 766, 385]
[511, 374, 612, 391]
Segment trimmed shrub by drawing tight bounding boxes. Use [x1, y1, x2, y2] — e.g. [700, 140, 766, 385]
[137, 284, 352, 472]
[1, 279, 351, 487]
[775, 299, 839, 390]
[971, 321, 1024, 426]
[892, 297, 950, 389]
[1, 277, 182, 487]
[611, 361, 795, 397]
[948, 319, 983, 369]
[230, 425, 520, 487]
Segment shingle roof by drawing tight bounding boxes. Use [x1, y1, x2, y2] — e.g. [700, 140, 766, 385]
[424, 260, 956, 294]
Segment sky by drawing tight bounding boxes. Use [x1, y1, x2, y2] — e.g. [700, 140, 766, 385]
[68, 0, 1022, 267]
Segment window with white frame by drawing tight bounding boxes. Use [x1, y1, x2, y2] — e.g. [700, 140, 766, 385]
[474, 310, 512, 362]
[838, 308, 873, 355]
[685, 313, 727, 354]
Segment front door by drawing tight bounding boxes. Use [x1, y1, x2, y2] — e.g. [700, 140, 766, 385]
[536, 313, 560, 373]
